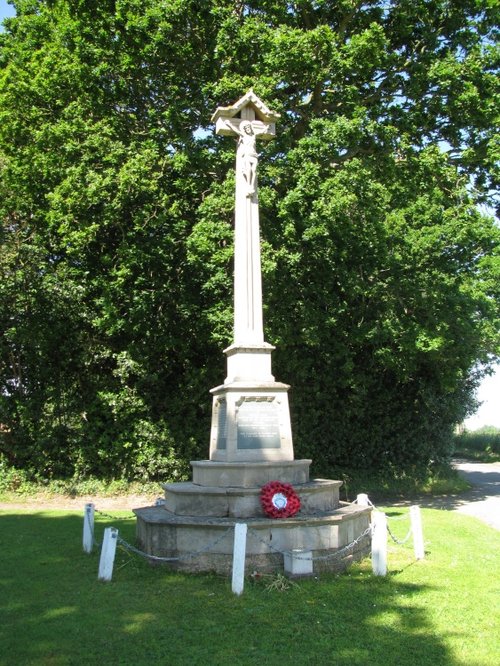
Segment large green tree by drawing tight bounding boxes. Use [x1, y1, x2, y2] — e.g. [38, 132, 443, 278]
[0, 0, 498, 480]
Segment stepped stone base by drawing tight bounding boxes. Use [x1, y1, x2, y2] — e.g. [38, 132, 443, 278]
[134, 457, 371, 575]
[133, 502, 371, 574]
[163, 478, 341, 518]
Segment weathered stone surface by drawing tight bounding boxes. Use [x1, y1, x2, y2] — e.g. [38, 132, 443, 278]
[191, 459, 311, 487]
[223, 344, 275, 383]
[207, 92, 295, 465]
[209, 383, 294, 463]
[162, 478, 342, 518]
[133, 503, 371, 574]
[298, 479, 342, 513]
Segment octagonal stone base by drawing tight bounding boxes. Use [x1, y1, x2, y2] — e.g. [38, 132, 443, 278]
[133, 502, 371, 575]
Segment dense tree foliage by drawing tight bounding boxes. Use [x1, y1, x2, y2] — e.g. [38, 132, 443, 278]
[0, 0, 498, 480]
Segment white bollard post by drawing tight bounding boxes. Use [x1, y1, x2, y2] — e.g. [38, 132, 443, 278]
[231, 523, 247, 596]
[357, 493, 370, 507]
[410, 505, 425, 560]
[371, 511, 387, 576]
[83, 503, 95, 554]
[98, 527, 119, 581]
[284, 550, 313, 576]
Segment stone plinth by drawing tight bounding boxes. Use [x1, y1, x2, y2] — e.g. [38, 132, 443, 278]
[134, 470, 372, 575]
[224, 343, 275, 383]
[209, 382, 294, 463]
[133, 502, 372, 575]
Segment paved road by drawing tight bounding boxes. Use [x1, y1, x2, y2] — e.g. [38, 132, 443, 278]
[404, 460, 500, 530]
[388, 460, 500, 531]
[452, 460, 500, 531]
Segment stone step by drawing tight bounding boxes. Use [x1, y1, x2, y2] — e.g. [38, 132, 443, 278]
[162, 478, 342, 519]
[191, 459, 312, 488]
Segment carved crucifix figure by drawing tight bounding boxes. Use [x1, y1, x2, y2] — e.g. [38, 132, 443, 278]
[218, 115, 274, 198]
[236, 121, 258, 196]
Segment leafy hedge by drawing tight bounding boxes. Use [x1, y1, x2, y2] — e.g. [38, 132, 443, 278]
[0, 1, 498, 480]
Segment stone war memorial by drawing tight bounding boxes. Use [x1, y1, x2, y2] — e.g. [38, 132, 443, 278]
[134, 91, 371, 574]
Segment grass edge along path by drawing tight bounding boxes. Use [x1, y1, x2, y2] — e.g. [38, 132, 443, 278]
[1, 507, 499, 666]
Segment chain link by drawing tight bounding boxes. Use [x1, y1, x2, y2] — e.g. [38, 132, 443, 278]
[108, 523, 372, 565]
[386, 523, 413, 545]
[89, 507, 133, 547]
[357, 497, 408, 521]
[364, 497, 414, 545]
[90, 499, 415, 566]
[247, 525, 373, 562]
[94, 508, 133, 522]
[116, 527, 234, 563]
[89, 502, 372, 564]
[354, 496, 414, 544]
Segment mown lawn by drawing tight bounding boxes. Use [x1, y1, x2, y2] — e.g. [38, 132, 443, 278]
[0, 507, 498, 665]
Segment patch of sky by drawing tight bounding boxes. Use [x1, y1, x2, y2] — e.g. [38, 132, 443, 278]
[465, 365, 500, 430]
[193, 127, 211, 141]
[0, 0, 15, 32]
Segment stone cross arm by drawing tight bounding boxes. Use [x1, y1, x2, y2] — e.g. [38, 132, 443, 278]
[215, 117, 276, 141]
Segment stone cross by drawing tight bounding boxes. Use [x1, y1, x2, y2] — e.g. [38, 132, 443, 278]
[212, 91, 280, 348]
[209, 93, 294, 464]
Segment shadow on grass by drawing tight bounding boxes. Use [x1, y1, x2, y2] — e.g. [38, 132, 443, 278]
[375, 462, 500, 515]
[0, 511, 456, 666]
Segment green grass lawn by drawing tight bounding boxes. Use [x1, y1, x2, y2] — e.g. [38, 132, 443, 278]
[1, 507, 499, 666]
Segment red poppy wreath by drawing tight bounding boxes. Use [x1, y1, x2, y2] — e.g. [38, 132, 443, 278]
[260, 481, 301, 519]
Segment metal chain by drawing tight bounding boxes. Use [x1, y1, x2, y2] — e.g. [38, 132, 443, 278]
[87, 507, 131, 547]
[92, 500, 413, 562]
[116, 527, 234, 563]
[114, 524, 371, 564]
[360, 497, 414, 544]
[356, 497, 409, 522]
[387, 522, 413, 545]
[94, 508, 133, 522]
[90, 502, 412, 559]
[247, 525, 373, 562]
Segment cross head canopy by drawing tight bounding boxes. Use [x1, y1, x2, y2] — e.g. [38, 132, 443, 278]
[211, 89, 280, 140]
